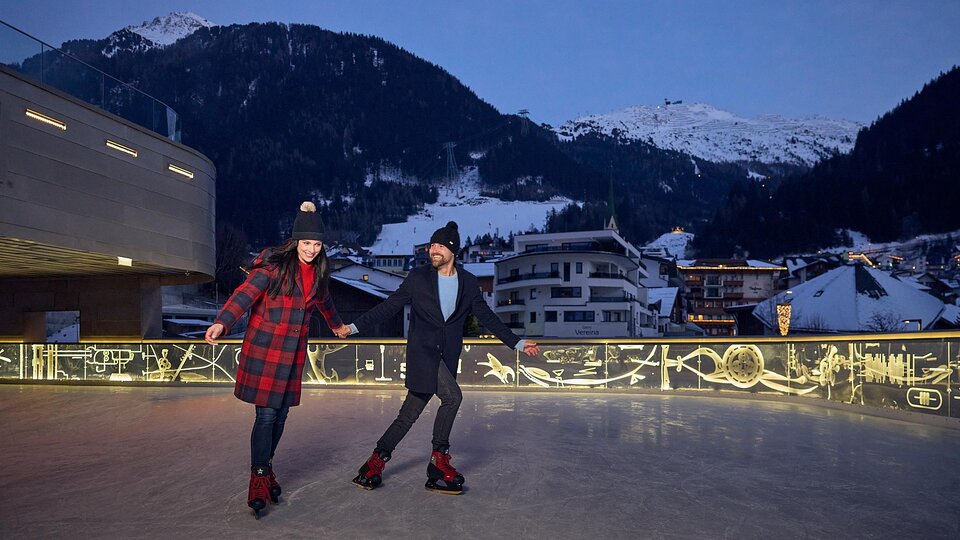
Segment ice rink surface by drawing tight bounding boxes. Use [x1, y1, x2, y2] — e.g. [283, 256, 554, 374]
[2, 384, 959, 539]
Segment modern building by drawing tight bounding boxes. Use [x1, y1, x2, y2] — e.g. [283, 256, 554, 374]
[0, 24, 215, 341]
[677, 259, 786, 336]
[493, 228, 657, 338]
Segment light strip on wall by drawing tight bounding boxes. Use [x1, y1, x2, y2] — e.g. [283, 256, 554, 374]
[167, 164, 194, 179]
[106, 139, 138, 157]
[25, 108, 66, 130]
[117, 256, 133, 267]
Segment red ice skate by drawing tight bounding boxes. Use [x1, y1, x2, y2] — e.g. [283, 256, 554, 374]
[248, 466, 272, 519]
[425, 450, 464, 494]
[352, 449, 391, 490]
[267, 463, 281, 503]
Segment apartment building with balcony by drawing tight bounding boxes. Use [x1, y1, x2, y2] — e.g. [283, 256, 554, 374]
[493, 229, 658, 338]
[677, 259, 786, 336]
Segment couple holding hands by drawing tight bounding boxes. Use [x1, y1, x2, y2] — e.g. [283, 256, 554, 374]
[205, 202, 538, 516]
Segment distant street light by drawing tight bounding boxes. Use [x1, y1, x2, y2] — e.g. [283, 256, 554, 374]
[902, 319, 922, 332]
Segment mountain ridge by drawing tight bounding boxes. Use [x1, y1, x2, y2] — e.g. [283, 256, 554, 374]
[557, 102, 862, 168]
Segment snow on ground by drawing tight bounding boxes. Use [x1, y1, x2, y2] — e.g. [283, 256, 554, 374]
[644, 230, 695, 258]
[366, 169, 575, 255]
[828, 229, 960, 257]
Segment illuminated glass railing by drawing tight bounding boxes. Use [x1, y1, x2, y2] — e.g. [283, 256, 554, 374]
[0, 20, 181, 142]
[2, 333, 958, 420]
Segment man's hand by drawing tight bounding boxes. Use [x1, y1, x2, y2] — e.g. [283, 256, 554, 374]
[522, 341, 540, 357]
[205, 323, 225, 345]
[332, 325, 353, 338]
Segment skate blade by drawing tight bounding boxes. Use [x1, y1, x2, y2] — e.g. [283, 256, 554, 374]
[352, 478, 376, 490]
[424, 482, 463, 495]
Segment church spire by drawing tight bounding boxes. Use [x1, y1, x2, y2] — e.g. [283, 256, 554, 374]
[605, 166, 619, 232]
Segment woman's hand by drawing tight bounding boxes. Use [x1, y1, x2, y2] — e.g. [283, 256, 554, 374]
[204, 323, 225, 345]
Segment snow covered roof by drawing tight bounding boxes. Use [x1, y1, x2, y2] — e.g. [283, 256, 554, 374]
[646, 287, 679, 317]
[677, 259, 785, 269]
[754, 265, 944, 333]
[781, 255, 843, 275]
[331, 276, 391, 299]
[162, 318, 214, 326]
[939, 304, 960, 326]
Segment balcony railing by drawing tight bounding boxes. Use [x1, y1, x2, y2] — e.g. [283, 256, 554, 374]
[1, 20, 181, 141]
[521, 245, 625, 256]
[498, 271, 560, 284]
[589, 295, 632, 303]
[497, 299, 526, 307]
[4, 333, 958, 421]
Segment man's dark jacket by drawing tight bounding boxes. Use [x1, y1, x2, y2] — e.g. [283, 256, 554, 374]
[354, 263, 521, 393]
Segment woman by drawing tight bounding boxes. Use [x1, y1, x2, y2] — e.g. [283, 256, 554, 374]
[205, 201, 347, 518]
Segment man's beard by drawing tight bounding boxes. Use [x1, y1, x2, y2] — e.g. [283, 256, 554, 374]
[431, 255, 447, 268]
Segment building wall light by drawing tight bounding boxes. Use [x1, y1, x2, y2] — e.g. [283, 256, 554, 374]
[105, 140, 138, 157]
[117, 256, 133, 267]
[168, 164, 194, 179]
[25, 108, 66, 130]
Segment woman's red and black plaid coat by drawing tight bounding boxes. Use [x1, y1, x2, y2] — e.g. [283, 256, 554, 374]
[215, 262, 342, 408]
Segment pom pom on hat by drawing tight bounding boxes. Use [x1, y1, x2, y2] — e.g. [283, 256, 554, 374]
[292, 200, 324, 240]
[430, 221, 460, 254]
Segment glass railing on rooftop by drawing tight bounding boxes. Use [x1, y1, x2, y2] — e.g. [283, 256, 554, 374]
[0, 20, 181, 142]
[3, 333, 959, 421]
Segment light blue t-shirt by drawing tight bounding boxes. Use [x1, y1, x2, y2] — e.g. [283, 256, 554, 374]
[437, 272, 458, 321]
[348, 270, 525, 351]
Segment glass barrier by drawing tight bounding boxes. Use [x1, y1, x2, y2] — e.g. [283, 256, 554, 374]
[1, 335, 958, 420]
[0, 20, 181, 141]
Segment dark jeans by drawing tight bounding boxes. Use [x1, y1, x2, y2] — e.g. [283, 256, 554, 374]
[251, 405, 290, 468]
[377, 362, 463, 454]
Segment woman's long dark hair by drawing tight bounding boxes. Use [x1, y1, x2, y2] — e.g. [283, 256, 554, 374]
[251, 239, 330, 299]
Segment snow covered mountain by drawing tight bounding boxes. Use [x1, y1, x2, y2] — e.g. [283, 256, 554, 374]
[126, 12, 213, 45]
[101, 12, 213, 56]
[556, 102, 863, 167]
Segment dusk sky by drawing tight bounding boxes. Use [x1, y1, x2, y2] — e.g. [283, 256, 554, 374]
[2, 0, 959, 126]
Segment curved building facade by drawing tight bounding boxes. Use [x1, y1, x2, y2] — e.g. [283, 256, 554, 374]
[0, 65, 215, 339]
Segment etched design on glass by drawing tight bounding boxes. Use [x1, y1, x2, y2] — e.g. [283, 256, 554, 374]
[478, 353, 515, 384]
[519, 345, 658, 387]
[305, 344, 348, 384]
[662, 344, 817, 394]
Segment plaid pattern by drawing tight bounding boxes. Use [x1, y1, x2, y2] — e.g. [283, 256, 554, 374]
[216, 263, 342, 408]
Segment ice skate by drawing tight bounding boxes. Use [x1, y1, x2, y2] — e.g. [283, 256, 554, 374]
[425, 450, 464, 494]
[248, 465, 272, 519]
[267, 463, 281, 503]
[352, 449, 390, 490]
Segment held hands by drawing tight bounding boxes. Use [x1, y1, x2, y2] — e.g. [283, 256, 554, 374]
[204, 323, 225, 345]
[522, 340, 541, 357]
[332, 325, 353, 339]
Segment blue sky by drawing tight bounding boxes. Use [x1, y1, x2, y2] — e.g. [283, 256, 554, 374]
[2, 0, 959, 125]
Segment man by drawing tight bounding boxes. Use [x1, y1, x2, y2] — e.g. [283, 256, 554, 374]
[340, 221, 539, 494]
